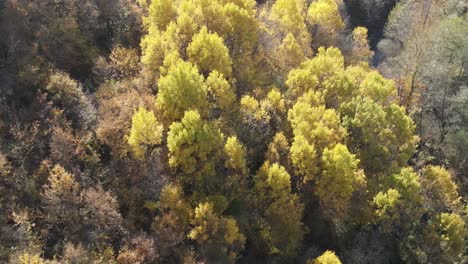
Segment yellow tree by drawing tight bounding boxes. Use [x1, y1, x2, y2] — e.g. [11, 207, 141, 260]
[156, 61, 209, 123]
[152, 184, 192, 260]
[316, 143, 365, 218]
[181, 0, 230, 37]
[285, 47, 345, 100]
[350, 27, 374, 65]
[146, 0, 177, 31]
[189, 202, 245, 263]
[435, 212, 465, 259]
[340, 97, 418, 180]
[276, 33, 307, 71]
[126, 107, 163, 159]
[222, 0, 258, 55]
[224, 136, 249, 199]
[421, 166, 460, 211]
[288, 97, 345, 182]
[167, 110, 224, 191]
[310, 250, 342, 264]
[372, 167, 422, 232]
[224, 136, 248, 176]
[270, 0, 312, 56]
[187, 27, 233, 77]
[307, 0, 344, 47]
[265, 132, 290, 167]
[42, 165, 82, 240]
[205, 70, 236, 115]
[253, 162, 304, 257]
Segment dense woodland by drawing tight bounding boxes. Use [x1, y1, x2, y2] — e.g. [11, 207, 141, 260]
[0, 0, 467, 263]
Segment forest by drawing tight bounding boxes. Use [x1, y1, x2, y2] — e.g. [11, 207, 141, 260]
[0, 0, 466, 263]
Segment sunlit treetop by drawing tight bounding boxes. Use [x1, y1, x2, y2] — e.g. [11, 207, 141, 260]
[187, 27, 233, 77]
[288, 102, 345, 151]
[205, 71, 236, 114]
[45, 164, 80, 199]
[351, 26, 374, 65]
[359, 71, 397, 104]
[391, 167, 421, 205]
[222, 0, 258, 54]
[311, 250, 342, 264]
[180, 0, 230, 37]
[316, 143, 364, 218]
[146, 0, 177, 31]
[270, 0, 312, 54]
[167, 110, 224, 189]
[253, 161, 305, 256]
[340, 97, 417, 177]
[270, 0, 308, 36]
[156, 60, 209, 123]
[240, 95, 270, 122]
[276, 33, 308, 72]
[266, 132, 289, 165]
[436, 212, 465, 258]
[307, 0, 344, 47]
[422, 166, 461, 210]
[255, 162, 292, 200]
[266, 88, 287, 114]
[188, 202, 245, 263]
[373, 188, 401, 220]
[126, 107, 163, 159]
[224, 136, 248, 175]
[307, 0, 344, 33]
[286, 47, 345, 98]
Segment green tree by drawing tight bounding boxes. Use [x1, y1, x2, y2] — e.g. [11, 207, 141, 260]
[359, 71, 397, 104]
[288, 102, 344, 152]
[288, 98, 345, 182]
[372, 188, 402, 230]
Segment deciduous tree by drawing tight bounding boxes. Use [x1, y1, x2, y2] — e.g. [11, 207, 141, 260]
[187, 27, 233, 77]
[126, 107, 163, 158]
[156, 61, 209, 123]
[189, 202, 245, 263]
[167, 110, 224, 191]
